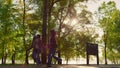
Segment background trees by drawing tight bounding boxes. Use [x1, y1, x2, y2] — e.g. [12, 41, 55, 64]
[98, 1, 120, 64]
[0, 0, 120, 64]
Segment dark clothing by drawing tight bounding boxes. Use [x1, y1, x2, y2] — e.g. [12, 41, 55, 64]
[47, 32, 61, 66]
[32, 49, 41, 64]
[47, 48, 61, 65]
[31, 36, 41, 64]
[49, 36, 57, 49]
[32, 38, 41, 50]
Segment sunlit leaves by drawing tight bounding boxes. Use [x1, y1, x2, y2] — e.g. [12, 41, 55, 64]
[98, 1, 120, 64]
[59, 0, 69, 8]
[0, 0, 97, 64]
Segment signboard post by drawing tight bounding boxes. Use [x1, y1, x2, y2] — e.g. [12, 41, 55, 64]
[86, 43, 99, 65]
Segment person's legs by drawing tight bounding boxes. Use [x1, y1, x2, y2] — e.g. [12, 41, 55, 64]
[47, 48, 62, 67]
[53, 56, 62, 62]
[32, 49, 37, 63]
[52, 49, 62, 63]
[47, 50, 53, 66]
[36, 49, 41, 64]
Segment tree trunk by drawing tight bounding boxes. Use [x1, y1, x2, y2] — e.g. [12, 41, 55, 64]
[41, 0, 49, 64]
[2, 56, 4, 64]
[11, 53, 15, 64]
[2, 45, 4, 64]
[58, 50, 62, 64]
[104, 30, 107, 65]
[2, 53, 7, 64]
[25, 50, 29, 64]
[66, 58, 68, 64]
[3, 58, 6, 64]
[23, 0, 28, 64]
[57, 9, 64, 64]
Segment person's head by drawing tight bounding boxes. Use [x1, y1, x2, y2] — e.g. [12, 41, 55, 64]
[36, 34, 40, 38]
[50, 29, 56, 36]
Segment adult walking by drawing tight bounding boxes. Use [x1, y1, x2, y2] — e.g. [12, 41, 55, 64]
[47, 30, 62, 67]
[28, 34, 42, 64]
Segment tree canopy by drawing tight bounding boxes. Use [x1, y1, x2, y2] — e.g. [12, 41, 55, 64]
[98, 1, 120, 64]
[0, 0, 120, 64]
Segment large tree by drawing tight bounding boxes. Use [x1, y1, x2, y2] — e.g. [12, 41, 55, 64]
[0, 0, 99, 64]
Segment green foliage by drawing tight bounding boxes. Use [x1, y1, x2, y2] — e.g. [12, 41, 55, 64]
[0, 0, 97, 64]
[98, 1, 120, 64]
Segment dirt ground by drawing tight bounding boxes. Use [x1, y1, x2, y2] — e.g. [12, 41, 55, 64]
[0, 64, 120, 68]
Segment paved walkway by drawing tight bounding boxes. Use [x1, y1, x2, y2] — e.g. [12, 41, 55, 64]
[0, 64, 120, 68]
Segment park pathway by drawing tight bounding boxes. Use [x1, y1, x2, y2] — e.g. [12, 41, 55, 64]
[0, 64, 120, 68]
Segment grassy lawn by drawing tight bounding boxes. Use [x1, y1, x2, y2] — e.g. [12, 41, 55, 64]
[0, 64, 120, 68]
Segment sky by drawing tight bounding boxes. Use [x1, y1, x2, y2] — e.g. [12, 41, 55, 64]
[86, 0, 120, 13]
[84, 0, 120, 40]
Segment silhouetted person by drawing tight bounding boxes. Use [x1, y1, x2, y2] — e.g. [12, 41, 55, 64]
[28, 34, 42, 64]
[47, 30, 62, 67]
